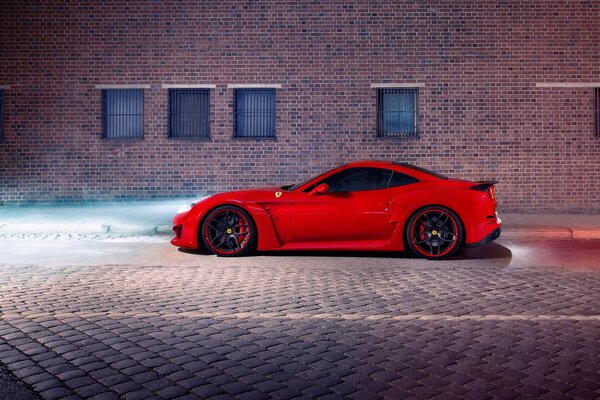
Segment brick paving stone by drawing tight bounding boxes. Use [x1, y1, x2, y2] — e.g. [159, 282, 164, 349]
[190, 383, 225, 397]
[155, 385, 188, 399]
[121, 388, 158, 400]
[87, 392, 119, 400]
[32, 378, 64, 392]
[38, 387, 73, 400]
[236, 389, 270, 400]
[73, 383, 111, 398]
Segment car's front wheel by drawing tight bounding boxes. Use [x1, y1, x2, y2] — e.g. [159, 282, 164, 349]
[405, 206, 463, 260]
[201, 205, 257, 257]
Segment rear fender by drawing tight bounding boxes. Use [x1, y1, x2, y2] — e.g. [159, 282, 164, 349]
[390, 190, 476, 245]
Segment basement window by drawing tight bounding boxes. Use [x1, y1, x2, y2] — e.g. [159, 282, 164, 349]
[377, 88, 418, 137]
[102, 89, 144, 139]
[234, 89, 276, 138]
[0, 89, 4, 142]
[169, 89, 210, 139]
[596, 88, 600, 136]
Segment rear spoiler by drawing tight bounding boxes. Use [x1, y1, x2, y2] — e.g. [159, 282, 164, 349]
[471, 181, 497, 191]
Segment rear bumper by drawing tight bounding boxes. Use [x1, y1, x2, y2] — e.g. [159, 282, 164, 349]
[466, 227, 501, 248]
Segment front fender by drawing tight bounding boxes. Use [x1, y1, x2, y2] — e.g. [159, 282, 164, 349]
[192, 200, 284, 251]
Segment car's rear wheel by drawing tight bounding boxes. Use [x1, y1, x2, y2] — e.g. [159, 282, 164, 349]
[201, 205, 257, 257]
[406, 206, 463, 260]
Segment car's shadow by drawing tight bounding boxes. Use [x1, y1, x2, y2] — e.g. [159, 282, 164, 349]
[178, 242, 511, 261]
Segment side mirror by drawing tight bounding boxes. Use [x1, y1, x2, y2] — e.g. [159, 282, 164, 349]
[309, 183, 330, 196]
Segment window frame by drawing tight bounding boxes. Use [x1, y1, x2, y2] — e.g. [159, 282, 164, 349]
[168, 88, 211, 140]
[377, 88, 419, 138]
[234, 88, 276, 139]
[101, 89, 145, 140]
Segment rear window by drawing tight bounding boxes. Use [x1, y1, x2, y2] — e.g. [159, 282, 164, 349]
[389, 171, 419, 187]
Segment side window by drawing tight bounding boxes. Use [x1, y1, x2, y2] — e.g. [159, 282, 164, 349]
[316, 168, 393, 192]
[389, 171, 419, 188]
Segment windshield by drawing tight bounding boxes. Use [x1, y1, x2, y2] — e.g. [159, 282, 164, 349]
[283, 168, 332, 191]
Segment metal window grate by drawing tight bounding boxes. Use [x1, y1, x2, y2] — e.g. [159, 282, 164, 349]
[234, 89, 276, 138]
[377, 88, 418, 137]
[0, 89, 4, 142]
[102, 89, 144, 139]
[169, 89, 210, 139]
[596, 88, 600, 136]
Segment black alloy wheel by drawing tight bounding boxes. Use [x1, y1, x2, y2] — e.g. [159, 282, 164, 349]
[406, 206, 463, 259]
[201, 205, 257, 256]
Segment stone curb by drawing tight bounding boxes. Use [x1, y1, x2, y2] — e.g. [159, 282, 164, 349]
[500, 228, 573, 240]
[501, 228, 600, 240]
[0, 223, 173, 236]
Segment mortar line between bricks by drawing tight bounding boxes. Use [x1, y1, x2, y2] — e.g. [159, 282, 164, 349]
[2, 312, 600, 321]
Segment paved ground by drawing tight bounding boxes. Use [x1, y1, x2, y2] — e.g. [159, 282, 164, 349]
[1, 236, 600, 399]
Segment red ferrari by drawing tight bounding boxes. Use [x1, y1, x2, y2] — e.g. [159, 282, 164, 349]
[171, 161, 501, 259]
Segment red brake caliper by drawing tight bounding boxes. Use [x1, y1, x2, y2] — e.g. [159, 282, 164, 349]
[419, 222, 426, 241]
[237, 215, 247, 247]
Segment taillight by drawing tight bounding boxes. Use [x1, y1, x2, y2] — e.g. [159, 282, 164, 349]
[489, 186, 495, 200]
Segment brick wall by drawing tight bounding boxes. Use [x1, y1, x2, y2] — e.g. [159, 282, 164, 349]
[0, 0, 599, 212]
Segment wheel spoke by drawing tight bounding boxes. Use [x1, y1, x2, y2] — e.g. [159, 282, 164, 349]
[442, 212, 450, 224]
[208, 219, 221, 228]
[211, 233, 227, 248]
[440, 231, 456, 239]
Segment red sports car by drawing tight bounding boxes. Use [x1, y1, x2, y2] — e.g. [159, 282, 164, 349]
[171, 161, 501, 259]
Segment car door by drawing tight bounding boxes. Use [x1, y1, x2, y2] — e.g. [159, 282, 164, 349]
[290, 167, 396, 243]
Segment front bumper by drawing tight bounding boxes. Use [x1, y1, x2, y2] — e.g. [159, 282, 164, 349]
[170, 210, 198, 249]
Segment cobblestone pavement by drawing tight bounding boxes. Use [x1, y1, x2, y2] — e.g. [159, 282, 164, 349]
[1, 238, 600, 399]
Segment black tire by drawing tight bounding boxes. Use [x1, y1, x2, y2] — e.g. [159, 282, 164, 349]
[201, 205, 257, 257]
[405, 206, 463, 260]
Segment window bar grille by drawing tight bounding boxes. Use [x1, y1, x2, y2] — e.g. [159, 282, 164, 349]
[102, 89, 144, 139]
[377, 88, 418, 137]
[169, 89, 210, 138]
[235, 89, 276, 138]
[594, 87, 600, 136]
[0, 89, 4, 142]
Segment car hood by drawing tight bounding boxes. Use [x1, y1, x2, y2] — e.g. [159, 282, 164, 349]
[197, 186, 286, 205]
